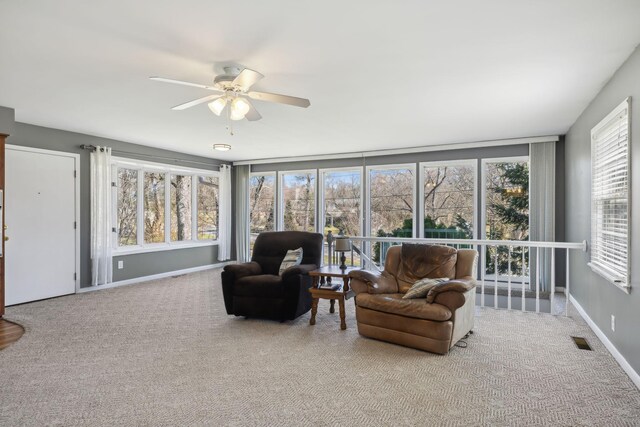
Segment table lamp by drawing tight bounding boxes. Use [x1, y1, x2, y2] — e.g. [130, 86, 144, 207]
[334, 237, 351, 270]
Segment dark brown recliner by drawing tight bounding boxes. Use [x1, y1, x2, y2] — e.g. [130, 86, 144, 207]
[221, 231, 323, 321]
[348, 244, 477, 354]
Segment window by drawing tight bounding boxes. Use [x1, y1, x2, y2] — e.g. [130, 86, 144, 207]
[483, 157, 529, 277]
[590, 98, 630, 289]
[144, 172, 166, 243]
[368, 165, 415, 266]
[117, 168, 138, 246]
[281, 171, 316, 232]
[197, 176, 219, 240]
[249, 173, 276, 250]
[113, 158, 220, 253]
[420, 161, 475, 239]
[321, 169, 361, 237]
[368, 165, 415, 237]
[170, 175, 192, 241]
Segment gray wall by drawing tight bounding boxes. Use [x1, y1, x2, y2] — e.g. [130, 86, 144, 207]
[252, 143, 567, 283]
[0, 107, 15, 135]
[565, 45, 640, 373]
[7, 122, 229, 288]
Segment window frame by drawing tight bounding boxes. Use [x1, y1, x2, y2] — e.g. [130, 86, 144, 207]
[319, 167, 364, 238]
[418, 159, 477, 239]
[277, 169, 318, 232]
[365, 163, 417, 238]
[111, 157, 220, 255]
[588, 97, 631, 292]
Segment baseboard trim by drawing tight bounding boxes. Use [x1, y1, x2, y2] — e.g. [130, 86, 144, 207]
[77, 262, 232, 293]
[570, 295, 640, 390]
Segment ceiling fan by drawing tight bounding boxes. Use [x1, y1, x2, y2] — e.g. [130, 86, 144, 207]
[150, 67, 310, 122]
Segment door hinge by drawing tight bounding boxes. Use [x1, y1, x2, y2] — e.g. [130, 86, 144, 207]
[112, 227, 117, 233]
[74, 221, 77, 229]
[111, 182, 117, 187]
[74, 273, 77, 281]
[74, 170, 77, 178]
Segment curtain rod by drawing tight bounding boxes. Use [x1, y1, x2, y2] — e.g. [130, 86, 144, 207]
[80, 145, 226, 168]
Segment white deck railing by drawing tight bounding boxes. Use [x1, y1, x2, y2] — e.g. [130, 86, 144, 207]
[329, 236, 587, 316]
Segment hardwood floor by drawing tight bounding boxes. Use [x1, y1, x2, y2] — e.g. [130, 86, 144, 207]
[0, 318, 24, 350]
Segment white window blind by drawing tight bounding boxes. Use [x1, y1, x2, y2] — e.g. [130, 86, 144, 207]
[589, 98, 631, 288]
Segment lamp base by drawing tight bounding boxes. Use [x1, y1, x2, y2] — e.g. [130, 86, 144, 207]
[339, 253, 347, 270]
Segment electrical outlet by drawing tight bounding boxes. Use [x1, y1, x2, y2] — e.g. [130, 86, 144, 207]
[117, 260, 124, 270]
[611, 315, 616, 332]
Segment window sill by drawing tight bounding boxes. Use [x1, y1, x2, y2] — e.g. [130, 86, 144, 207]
[113, 240, 219, 256]
[587, 262, 631, 294]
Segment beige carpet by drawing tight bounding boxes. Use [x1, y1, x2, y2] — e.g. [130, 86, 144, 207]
[1, 269, 639, 426]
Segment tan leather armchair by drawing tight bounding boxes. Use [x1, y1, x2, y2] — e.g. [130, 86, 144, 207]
[348, 244, 477, 354]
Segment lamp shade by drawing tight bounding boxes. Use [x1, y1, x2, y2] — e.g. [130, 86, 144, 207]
[230, 97, 250, 120]
[334, 238, 351, 252]
[208, 97, 227, 116]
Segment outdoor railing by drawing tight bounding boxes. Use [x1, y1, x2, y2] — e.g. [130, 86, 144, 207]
[331, 236, 587, 316]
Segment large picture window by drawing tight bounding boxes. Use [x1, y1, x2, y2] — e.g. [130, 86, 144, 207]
[368, 165, 415, 265]
[249, 173, 276, 250]
[170, 175, 192, 241]
[321, 169, 361, 237]
[144, 172, 166, 243]
[113, 158, 219, 253]
[590, 98, 630, 289]
[483, 157, 529, 277]
[117, 168, 138, 246]
[368, 165, 415, 237]
[197, 176, 219, 240]
[281, 171, 316, 232]
[420, 161, 475, 239]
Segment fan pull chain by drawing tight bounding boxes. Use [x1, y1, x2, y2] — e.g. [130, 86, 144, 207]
[226, 99, 234, 136]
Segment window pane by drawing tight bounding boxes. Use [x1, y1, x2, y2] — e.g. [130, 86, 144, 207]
[282, 173, 315, 232]
[484, 160, 529, 276]
[249, 174, 275, 250]
[369, 168, 414, 236]
[423, 164, 474, 239]
[170, 175, 192, 241]
[117, 168, 138, 246]
[144, 172, 166, 243]
[323, 170, 361, 236]
[198, 176, 219, 240]
[370, 167, 414, 266]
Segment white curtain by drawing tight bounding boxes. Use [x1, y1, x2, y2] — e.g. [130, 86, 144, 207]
[90, 146, 113, 286]
[217, 164, 232, 261]
[529, 141, 556, 291]
[234, 165, 251, 263]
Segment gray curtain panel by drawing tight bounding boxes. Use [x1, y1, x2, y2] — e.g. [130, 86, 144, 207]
[529, 141, 556, 292]
[234, 164, 251, 262]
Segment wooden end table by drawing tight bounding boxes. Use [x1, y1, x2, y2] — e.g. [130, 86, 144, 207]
[308, 266, 357, 330]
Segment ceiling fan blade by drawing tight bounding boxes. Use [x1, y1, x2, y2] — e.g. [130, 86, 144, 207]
[171, 94, 222, 110]
[247, 91, 310, 108]
[244, 100, 262, 121]
[150, 77, 222, 92]
[232, 68, 264, 91]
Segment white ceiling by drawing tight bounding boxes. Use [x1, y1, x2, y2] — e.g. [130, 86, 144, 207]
[1, 1, 639, 162]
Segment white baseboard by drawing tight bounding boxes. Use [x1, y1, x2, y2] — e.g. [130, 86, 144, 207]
[77, 262, 232, 293]
[570, 295, 640, 390]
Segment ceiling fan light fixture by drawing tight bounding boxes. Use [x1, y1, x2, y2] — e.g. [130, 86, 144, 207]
[213, 144, 231, 151]
[231, 97, 250, 116]
[208, 97, 227, 116]
[229, 111, 245, 121]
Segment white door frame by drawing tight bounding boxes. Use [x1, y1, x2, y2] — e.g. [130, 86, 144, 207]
[6, 144, 80, 293]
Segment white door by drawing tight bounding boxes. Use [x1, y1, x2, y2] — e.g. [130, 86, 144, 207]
[5, 146, 77, 305]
